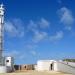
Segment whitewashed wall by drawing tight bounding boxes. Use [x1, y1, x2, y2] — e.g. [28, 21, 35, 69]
[0, 66, 12, 73]
[37, 60, 75, 74]
[5, 57, 14, 67]
[54, 61, 75, 74]
[5, 57, 14, 72]
[68, 62, 75, 67]
[37, 60, 54, 71]
[34, 65, 37, 70]
[0, 66, 7, 73]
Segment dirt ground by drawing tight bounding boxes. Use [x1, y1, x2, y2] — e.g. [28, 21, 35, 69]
[0, 70, 73, 75]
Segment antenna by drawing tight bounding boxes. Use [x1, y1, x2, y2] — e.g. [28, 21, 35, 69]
[0, 3, 4, 65]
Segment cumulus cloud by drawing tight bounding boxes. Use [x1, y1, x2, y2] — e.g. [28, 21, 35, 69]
[27, 20, 37, 32]
[58, 7, 74, 30]
[27, 18, 50, 43]
[27, 18, 50, 32]
[38, 18, 50, 28]
[50, 31, 63, 42]
[33, 31, 48, 43]
[27, 18, 63, 43]
[4, 50, 19, 57]
[4, 18, 25, 37]
[26, 44, 38, 49]
[4, 50, 26, 60]
[30, 50, 37, 56]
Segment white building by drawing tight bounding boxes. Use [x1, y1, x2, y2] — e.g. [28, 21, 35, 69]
[36, 60, 75, 74]
[37, 60, 55, 71]
[5, 57, 14, 72]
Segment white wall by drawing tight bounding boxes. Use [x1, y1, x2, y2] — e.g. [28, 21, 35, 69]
[68, 62, 75, 67]
[34, 65, 37, 70]
[37, 60, 75, 74]
[5, 57, 14, 67]
[5, 57, 14, 72]
[0, 66, 12, 73]
[0, 66, 7, 73]
[54, 61, 75, 74]
[37, 60, 54, 71]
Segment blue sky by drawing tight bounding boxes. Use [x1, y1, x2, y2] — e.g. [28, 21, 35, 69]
[0, 0, 75, 64]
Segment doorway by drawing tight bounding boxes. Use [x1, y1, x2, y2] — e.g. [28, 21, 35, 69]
[14, 65, 19, 70]
[50, 63, 54, 71]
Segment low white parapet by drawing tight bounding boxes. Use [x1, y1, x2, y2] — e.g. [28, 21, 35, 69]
[54, 61, 75, 74]
[0, 66, 7, 73]
[0, 66, 13, 73]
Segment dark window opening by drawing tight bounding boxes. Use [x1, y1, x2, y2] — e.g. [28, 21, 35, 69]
[25, 66, 26, 68]
[6, 60, 9, 62]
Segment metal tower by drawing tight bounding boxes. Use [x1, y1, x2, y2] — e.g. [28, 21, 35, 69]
[0, 4, 4, 65]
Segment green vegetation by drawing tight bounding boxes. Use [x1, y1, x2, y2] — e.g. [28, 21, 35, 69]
[63, 59, 75, 62]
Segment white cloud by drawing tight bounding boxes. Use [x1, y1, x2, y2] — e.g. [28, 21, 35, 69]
[4, 18, 25, 37]
[26, 44, 38, 49]
[19, 54, 26, 60]
[30, 50, 37, 56]
[27, 18, 50, 43]
[27, 18, 50, 32]
[33, 31, 48, 43]
[4, 21, 18, 36]
[27, 20, 38, 32]
[4, 50, 26, 60]
[4, 50, 19, 58]
[50, 31, 63, 42]
[38, 18, 50, 28]
[58, 7, 74, 30]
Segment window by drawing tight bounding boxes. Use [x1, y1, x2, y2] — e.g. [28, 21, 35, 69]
[6, 60, 9, 62]
[25, 66, 26, 68]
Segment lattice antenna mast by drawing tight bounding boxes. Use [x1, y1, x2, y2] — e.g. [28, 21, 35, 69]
[0, 4, 4, 65]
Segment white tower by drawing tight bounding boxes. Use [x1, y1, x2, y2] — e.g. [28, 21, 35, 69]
[0, 4, 4, 65]
[0, 4, 14, 73]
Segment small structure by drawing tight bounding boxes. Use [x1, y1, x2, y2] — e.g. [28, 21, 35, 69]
[20, 64, 34, 70]
[14, 64, 34, 71]
[5, 57, 14, 72]
[0, 56, 14, 73]
[37, 60, 55, 71]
